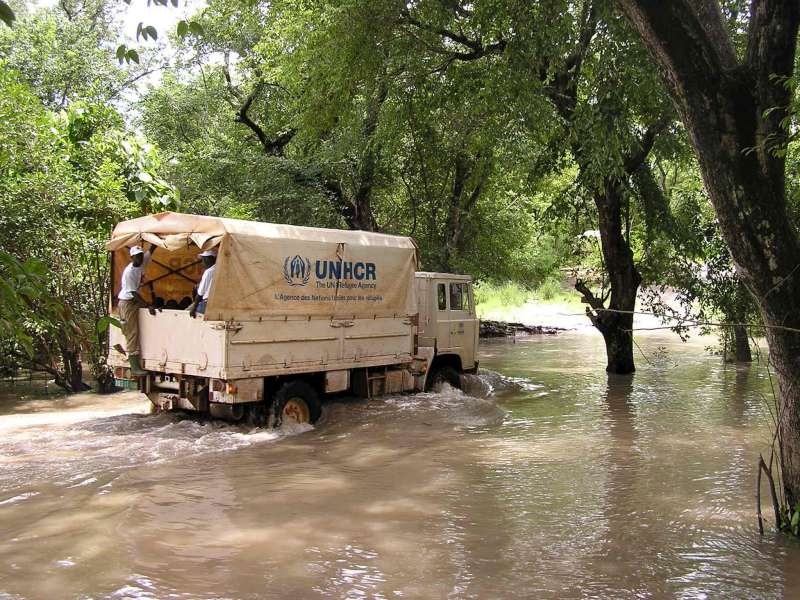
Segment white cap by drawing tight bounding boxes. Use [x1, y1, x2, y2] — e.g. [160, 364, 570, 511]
[198, 248, 217, 257]
[129, 246, 145, 256]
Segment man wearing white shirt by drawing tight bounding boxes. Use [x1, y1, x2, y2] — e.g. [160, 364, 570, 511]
[117, 243, 156, 375]
[189, 248, 217, 318]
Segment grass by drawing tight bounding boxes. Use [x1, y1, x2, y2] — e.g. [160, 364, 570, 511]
[474, 281, 531, 313]
[474, 278, 581, 319]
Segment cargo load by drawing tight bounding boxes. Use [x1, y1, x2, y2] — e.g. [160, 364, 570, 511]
[106, 212, 418, 321]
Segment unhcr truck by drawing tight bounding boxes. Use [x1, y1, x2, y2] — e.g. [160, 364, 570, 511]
[107, 212, 478, 425]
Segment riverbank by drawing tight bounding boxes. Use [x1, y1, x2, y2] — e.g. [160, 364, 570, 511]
[477, 298, 683, 332]
[479, 320, 563, 337]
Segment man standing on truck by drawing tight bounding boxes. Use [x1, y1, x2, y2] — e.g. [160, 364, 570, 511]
[116, 243, 157, 376]
[189, 248, 217, 318]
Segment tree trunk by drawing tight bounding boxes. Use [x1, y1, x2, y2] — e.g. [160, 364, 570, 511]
[442, 154, 469, 271]
[60, 347, 89, 393]
[322, 176, 378, 232]
[770, 328, 800, 508]
[348, 78, 388, 233]
[575, 275, 638, 374]
[732, 324, 752, 363]
[576, 180, 642, 374]
[596, 182, 641, 374]
[619, 0, 800, 505]
[442, 152, 489, 271]
[601, 313, 636, 374]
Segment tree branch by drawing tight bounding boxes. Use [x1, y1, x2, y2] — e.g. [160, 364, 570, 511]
[745, 0, 800, 154]
[693, 0, 738, 69]
[7, 348, 71, 392]
[618, 0, 737, 100]
[401, 8, 479, 49]
[624, 115, 669, 174]
[543, 1, 599, 121]
[59, 0, 75, 20]
[234, 82, 296, 156]
[400, 7, 507, 65]
[565, 1, 599, 74]
[236, 83, 269, 146]
[222, 51, 243, 102]
[574, 279, 605, 328]
[746, 0, 800, 77]
[321, 176, 360, 229]
[107, 62, 171, 102]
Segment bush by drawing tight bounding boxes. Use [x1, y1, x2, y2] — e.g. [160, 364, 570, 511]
[474, 281, 532, 313]
[533, 275, 563, 301]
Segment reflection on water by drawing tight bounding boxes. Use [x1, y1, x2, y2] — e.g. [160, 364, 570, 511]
[0, 332, 798, 598]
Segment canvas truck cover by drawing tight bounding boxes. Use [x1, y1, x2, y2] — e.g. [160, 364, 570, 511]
[106, 212, 418, 321]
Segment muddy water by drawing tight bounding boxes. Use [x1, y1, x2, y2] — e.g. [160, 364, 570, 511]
[1, 332, 799, 599]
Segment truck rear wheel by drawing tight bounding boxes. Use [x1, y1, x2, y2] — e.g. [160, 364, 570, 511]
[427, 366, 462, 391]
[271, 380, 322, 427]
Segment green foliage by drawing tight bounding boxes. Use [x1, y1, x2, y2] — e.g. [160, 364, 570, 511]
[782, 503, 800, 537]
[139, 0, 573, 283]
[474, 281, 531, 313]
[486, 282, 528, 308]
[0, 1, 138, 108]
[0, 60, 176, 391]
[4, 0, 791, 391]
[533, 276, 564, 302]
[0, 251, 71, 358]
[135, 22, 157, 42]
[115, 44, 140, 65]
[636, 159, 761, 334]
[139, 71, 340, 224]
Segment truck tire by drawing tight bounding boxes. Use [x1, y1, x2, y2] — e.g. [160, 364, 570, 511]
[270, 380, 322, 427]
[427, 365, 462, 391]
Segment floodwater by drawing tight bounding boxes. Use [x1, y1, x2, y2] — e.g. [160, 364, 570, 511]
[1, 332, 799, 599]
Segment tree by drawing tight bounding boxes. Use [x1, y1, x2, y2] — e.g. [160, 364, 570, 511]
[139, 69, 346, 226]
[0, 0, 163, 109]
[633, 159, 759, 363]
[139, 0, 555, 284]
[179, 0, 397, 231]
[400, 0, 678, 373]
[0, 250, 77, 383]
[617, 0, 800, 506]
[0, 64, 176, 392]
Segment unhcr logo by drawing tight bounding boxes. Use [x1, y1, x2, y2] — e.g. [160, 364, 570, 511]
[283, 255, 379, 287]
[283, 255, 312, 286]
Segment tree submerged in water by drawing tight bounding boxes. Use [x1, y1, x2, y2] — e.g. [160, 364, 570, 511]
[618, 0, 800, 526]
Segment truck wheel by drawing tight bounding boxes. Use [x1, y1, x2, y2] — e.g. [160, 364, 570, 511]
[271, 380, 322, 427]
[427, 366, 462, 391]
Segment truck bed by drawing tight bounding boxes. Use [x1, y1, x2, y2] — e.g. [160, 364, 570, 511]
[108, 310, 414, 380]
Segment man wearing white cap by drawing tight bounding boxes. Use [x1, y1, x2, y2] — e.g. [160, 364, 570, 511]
[117, 243, 157, 376]
[189, 248, 217, 318]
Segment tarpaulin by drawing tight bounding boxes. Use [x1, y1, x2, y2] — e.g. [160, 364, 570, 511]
[107, 212, 418, 320]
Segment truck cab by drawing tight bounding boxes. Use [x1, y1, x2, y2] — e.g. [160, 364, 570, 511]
[414, 272, 479, 387]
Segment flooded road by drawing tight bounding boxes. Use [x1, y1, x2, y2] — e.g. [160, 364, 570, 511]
[1, 332, 799, 599]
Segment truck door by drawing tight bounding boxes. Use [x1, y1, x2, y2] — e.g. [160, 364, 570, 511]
[435, 282, 451, 350]
[448, 281, 477, 370]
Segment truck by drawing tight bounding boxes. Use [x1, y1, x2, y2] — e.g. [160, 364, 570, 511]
[107, 212, 479, 426]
